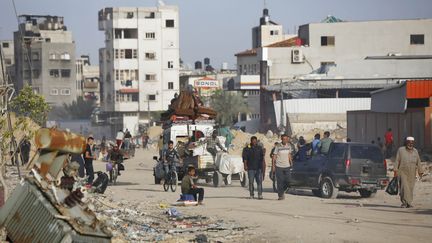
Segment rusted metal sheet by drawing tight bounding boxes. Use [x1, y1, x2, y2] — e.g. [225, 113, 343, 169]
[35, 128, 86, 154]
[0, 178, 111, 243]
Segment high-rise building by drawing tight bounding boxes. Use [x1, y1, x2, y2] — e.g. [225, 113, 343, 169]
[0, 40, 15, 84]
[13, 15, 77, 106]
[98, 5, 179, 134]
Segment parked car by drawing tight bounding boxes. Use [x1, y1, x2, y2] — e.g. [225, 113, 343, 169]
[281, 142, 388, 199]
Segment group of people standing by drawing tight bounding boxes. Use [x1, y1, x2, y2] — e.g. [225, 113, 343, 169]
[242, 132, 335, 200]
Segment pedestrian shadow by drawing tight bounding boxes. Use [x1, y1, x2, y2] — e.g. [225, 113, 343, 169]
[135, 168, 153, 171]
[205, 196, 253, 200]
[326, 202, 401, 209]
[368, 208, 432, 215]
[109, 182, 139, 186]
[126, 188, 166, 193]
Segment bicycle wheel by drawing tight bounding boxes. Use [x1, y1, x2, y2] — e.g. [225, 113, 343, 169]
[170, 171, 178, 192]
[163, 176, 170, 191]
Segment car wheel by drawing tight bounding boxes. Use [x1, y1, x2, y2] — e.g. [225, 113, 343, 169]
[320, 177, 338, 199]
[213, 171, 223, 187]
[312, 189, 322, 197]
[359, 189, 377, 198]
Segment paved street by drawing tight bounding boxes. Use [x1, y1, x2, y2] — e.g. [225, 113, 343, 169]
[94, 148, 432, 243]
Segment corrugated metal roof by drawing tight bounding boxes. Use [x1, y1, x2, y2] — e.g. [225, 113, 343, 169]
[407, 80, 432, 98]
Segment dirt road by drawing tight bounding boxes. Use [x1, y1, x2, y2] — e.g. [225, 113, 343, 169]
[95, 148, 432, 243]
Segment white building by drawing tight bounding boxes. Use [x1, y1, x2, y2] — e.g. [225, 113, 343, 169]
[234, 10, 432, 132]
[98, 5, 179, 135]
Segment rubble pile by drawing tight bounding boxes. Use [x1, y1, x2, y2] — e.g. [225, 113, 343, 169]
[89, 194, 250, 242]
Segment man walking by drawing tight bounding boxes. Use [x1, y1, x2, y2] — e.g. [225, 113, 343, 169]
[385, 128, 394, 158]
[243, 136, 265, 199]
[394, 137, 424, 208]
[319, 131, 333, 155]
[272, 134, 295, 200]
[84, 136, 96, 187]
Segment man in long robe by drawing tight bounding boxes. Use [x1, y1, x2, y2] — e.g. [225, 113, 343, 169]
[394, 136, 424, 208]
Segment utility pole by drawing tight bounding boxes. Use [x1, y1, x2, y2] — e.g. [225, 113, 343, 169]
[279, 79, 284, 132]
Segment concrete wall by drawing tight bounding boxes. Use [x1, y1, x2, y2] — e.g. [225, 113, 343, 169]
[347, 109, 432, 151]
[274, 98, 371, 127]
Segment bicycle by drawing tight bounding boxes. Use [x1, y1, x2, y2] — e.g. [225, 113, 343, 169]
[163, 162, 178, 192]
[108, 160, 118, 184]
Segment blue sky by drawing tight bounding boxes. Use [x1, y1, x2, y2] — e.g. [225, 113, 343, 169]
[1, 0, 431, 68]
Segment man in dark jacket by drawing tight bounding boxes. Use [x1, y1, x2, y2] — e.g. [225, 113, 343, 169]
[19, 137, 31, 166]
[243, 136, 265, 199]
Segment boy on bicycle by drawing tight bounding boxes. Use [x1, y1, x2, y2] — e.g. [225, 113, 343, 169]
[163, 141, 180, 180]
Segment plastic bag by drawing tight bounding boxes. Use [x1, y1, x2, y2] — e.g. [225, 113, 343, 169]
[385, 177, 399, 195]
[118, 163, 125, 171]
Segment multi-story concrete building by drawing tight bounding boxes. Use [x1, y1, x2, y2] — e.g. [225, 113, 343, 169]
[0, 40, 15, 84]
[98, 5, 179, 135]
[76, 55, 100, 105]
[13, 15, 77, 106]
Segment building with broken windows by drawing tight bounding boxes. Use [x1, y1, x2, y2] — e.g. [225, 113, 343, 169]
[98, 5, 179, 135]
[13, 15, 77, 106]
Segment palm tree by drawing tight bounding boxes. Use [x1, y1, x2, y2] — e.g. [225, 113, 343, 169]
[210, 91, 249, 127]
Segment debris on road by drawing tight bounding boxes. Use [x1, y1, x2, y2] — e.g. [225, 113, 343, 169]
[89, 193, 250, 242]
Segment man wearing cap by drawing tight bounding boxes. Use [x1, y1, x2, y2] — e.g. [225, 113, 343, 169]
[394, 137, 424, 208]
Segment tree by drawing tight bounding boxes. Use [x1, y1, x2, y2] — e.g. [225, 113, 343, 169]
[210, 90, 249, 127]
[10, 84, 50, 126]
[56, 96, 96, 120]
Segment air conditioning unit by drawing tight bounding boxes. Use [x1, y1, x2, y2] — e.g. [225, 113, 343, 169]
[292, 49, 304, 63]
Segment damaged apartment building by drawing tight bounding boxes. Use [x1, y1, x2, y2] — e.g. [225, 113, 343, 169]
[14, 15, 77, 106]
[98, 4, 179, 136]
[230, 9, 432, 133]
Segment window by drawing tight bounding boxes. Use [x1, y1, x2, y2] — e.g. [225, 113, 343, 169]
[145, 32, 155, 39]
[350, 145, 383, 163]
[321, 36, 335, 46]
[50, 89, 58, 95]
[270, 30, 279, 36]
[125, 49, 133, 59]
[2, 42, 10, 48]
[60, 53, 70, 60]
[133, 49, 138, 58]
[32, 69, 40, 78]
[168, 82, 174, 89]
[49, 53, 57, 60]
[45, 38, 51, 42]
[60, 89, 71, 95]
[165, 19, 175, 28]
[145, 74, 156, 81]
[148, 94, 156, 101]
[126, 12, 134, 19]
[144, 12, 155, 19]
[31, 52, 39, 61]
[410, 34, 424, 45]
[145, 52, 156, 60]
[168, 61, 174, 69]
[61, 69, 71, 78]
[5, 58, 12, 65]
[49, 69, 59, 77]
[132, 93, 139, 102]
